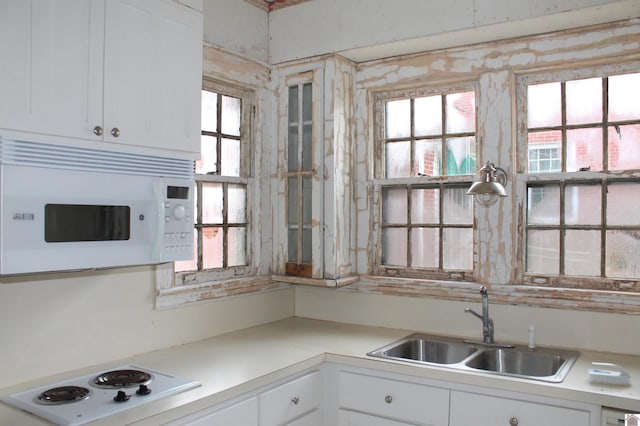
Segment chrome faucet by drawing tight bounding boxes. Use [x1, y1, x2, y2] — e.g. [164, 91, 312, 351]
[465, 286, 494, 344]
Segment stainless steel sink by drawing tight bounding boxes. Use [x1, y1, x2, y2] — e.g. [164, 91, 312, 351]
[368, 334, 580, 383]
[464, 347, 579, 382]
[368, 334, 478, 365]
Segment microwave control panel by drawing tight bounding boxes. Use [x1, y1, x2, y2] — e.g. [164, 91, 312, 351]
[161, 183, 193, 261]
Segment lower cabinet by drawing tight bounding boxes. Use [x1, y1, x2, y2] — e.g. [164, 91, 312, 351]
[449, 390, 595, 426]
[168, 370, 322, 426]
[168, 362, 601, 426]
[337, 371, 449, 425]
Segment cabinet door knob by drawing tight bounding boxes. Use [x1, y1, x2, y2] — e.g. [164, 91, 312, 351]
[93, 125, 103, 136]
[291, 396, 299, 405]
[384, 395, 393, 404]
[110, 127, 120, 138]
[509, 417, 519, 426]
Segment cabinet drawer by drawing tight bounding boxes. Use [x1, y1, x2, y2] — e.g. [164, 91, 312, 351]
[338, 371, 449, 426]
[450, 391, 592, 426]
[170, 396, 258, 426]
[259, 370, 322, 426]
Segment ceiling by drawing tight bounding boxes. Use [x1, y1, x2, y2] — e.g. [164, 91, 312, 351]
[244, 0, 313, 12]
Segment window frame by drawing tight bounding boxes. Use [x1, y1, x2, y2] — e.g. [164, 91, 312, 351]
[372, 83, 478, 281]
[175, 78, 255, 286]
[516, 62, 640, 292]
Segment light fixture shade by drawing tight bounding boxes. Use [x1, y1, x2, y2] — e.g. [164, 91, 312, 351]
[466, 161, 508, 197]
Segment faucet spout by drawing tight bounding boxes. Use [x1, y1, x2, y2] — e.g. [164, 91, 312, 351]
[465, 286, 495, 344]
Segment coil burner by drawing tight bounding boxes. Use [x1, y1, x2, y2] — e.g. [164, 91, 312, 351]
[35, 386, 91, 405]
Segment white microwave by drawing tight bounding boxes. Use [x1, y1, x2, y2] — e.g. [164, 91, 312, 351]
[0, 138, 194, 275]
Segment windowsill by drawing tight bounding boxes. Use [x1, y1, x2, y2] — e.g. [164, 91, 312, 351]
[271, 274, 360, 288]
[155, 275, 291, 310]
[344, 275, 640, 315]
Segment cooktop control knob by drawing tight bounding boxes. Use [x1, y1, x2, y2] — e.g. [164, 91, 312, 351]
[136, 384, 152, 395]
[113, 391, 130, 402]
[173, 204, 186, 220]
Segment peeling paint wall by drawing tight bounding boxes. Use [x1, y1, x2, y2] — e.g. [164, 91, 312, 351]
[268, 0, 639, 63]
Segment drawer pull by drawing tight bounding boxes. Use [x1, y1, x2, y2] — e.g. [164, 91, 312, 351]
[384, 395, 393, 404]
[291, 396, 299, 405]
[509, 417, 519, 426]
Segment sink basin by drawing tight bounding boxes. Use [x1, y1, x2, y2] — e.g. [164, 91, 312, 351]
[464, 347, 579, 382]
[368, 334, 580, 383]
[368, 334, 478, 365]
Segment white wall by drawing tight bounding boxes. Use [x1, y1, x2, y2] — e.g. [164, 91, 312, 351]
[203, 0, 269, 63]
[0, 267, 294, 388]
[295, 286, 640, 355]
[268, 0, 640, 63]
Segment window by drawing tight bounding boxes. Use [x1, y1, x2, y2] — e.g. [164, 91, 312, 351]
[286, 82, 314, 277]
[375, 87, 476, 279]
[174, 81, 251, 282]
[522, 70, 640, 287]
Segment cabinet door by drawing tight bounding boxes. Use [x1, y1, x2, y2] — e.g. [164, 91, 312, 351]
[104, 0, 202, 156]
[167, 396, 258, 426]
[450, 391, 592, 426]
[339, 371, 449, 426]
[338, 409, 419, 426]
[259, 370, 323, 426]
[0, 0, 103, 140]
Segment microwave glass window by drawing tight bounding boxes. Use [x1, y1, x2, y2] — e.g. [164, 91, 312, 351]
[167, 186, 189, 200]
[45, 204, 130, 242]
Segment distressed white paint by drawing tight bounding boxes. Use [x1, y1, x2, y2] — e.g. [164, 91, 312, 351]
[268, 0, 640, 63]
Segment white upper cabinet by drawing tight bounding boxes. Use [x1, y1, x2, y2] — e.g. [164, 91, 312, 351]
[0, 0, 104, 142]
[0, 0, 202, 158]
[103, 0, 202, 156]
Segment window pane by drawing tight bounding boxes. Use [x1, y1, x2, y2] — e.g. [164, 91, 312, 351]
[527, 82, 561, 128]
[410, 227, 438, 268]
[302, 176, 312, 225]
[608, 124, 640, 171]
[302, 122, 312, 171]
[566, 78, 602, 125]
[415, 139, 441, 177]
[385, 141, 411, 178]
[446, 137, 476, 176]
[565, 230, 600, 276]
[527, 184, 560, 225]
[202, 183, 223, 223]
[221, 95, 241, 136]
[228, 227, 247, 266]
[566, 128, 602, 172]
[302, 83, 312, 121]
[527, 131, 562, 173]
[203, 227, 223, 269]
[565, 184, 601, 225]
[382, 187, 407, 224]
[445, 91, 475, 134]
[526, 229, 559, 274]
[382, 228, 407, 266]
[414, 95, 442, 136]
[287, 177, 298, 225]
[411, 188, 439, 224]
[228, 184, 246, 224]
[201, 90, 217, 132]
[287, 228, 298, 262]
[443, 187, 472, 225]
[607, 182, 640, 226]
[606, 230, 640, 278]
[221, 138, 240, 177]
[386, 99, 410, 139]
[301, 228, 312, 263]
[288, 86, 299, 124]
[288, 123, 298, 171]
[443, 228, 472, 270]
[196, 135, 217, 174]
[609, 72, 640, 122]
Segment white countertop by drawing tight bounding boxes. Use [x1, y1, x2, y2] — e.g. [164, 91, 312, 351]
[2, 317, 640, 425]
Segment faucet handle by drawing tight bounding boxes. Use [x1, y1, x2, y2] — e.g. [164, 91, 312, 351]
[479, 285, 487, 294]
